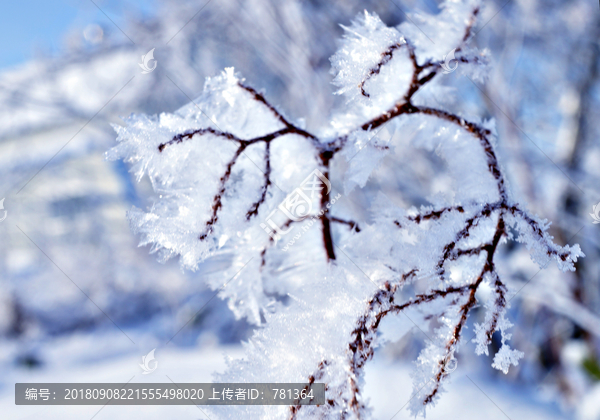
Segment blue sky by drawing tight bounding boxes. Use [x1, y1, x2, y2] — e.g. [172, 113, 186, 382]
[0, 0, 155, 70]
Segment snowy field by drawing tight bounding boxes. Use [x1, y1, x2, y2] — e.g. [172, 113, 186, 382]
[1, 330, 586, 420]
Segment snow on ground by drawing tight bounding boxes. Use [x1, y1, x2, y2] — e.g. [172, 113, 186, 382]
[1, 331, 244, 420]
[1, 329, 573, 420]
[363, 353, 569, 420]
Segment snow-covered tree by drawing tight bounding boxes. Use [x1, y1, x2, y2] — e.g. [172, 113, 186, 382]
[108, 1, 584, 417]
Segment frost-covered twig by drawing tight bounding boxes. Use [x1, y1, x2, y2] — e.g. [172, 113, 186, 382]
[108, 1, 584, 418]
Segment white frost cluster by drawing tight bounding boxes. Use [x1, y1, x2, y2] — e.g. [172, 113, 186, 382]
[399, 0, 482, 64]
[473, 293, 524, 374]
[107, 68, 327, 324]
[329, 12, 411, 132]
[330, 11, 405, 101]
[506, 210, 584, 271]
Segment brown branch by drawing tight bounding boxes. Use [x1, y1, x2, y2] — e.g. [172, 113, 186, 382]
[395, 205, 466, 228]
[477, 270, 508, 348]
[437, 201, 501, 277]
[330, 216, 360, 232]
[415, 106, 506, 199]
[159, 84, 329, 247]
[360, 42, 405, 98]
[319, 151, 336, 261]
[289, 360, 332, 418]
[505, 204, 573, 261]
[159, 126, 295, 152]
[461, 6, 480, 44]
[158, 127, 241, 152]
[423, 216, 505, 405]
[451, 244, 489, 260]
[422, 6, 481, 72]
[237, 82, 321, 147]
[199, 143, 247, 240]
[246, 141, 271, 220]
